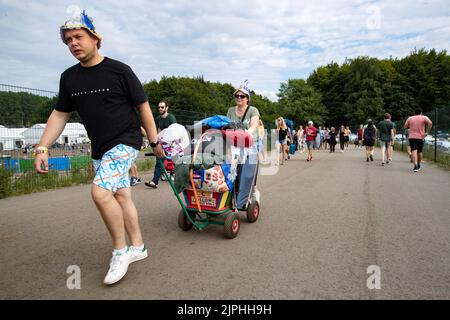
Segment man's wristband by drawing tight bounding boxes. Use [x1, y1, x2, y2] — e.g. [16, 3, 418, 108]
[33, 146, 48, 157]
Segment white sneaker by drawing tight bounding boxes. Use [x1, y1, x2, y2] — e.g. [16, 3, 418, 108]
[103, 250, 131, 285]
[252, 189, 260, 204]
[129, 245, 148, 264]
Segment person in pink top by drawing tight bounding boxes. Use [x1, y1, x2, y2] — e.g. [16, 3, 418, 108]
[304, 120, 317, 161]
[403, 108, 433, 172]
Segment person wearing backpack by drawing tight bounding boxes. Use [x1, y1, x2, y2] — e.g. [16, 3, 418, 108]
[363, 119, 377, 162]
[275, 117, 289, 165]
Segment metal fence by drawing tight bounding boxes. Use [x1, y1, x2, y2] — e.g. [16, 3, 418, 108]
[0, 84, 222, 198]
[0, 111, 214, 199]
[0, 83, 58, 98]
[0, 129, 95, 199]
[392, 106, 450, 163]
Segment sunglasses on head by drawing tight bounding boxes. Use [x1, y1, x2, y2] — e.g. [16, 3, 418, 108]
[234, 94, 247, 99]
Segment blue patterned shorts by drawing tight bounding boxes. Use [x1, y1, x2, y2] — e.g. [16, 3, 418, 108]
[92, 144, 138, 192]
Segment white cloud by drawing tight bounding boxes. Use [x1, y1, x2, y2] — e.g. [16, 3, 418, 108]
[0, 0, 449, 101]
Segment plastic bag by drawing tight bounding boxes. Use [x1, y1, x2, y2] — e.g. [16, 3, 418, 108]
[157, 123, 190, 157]
[193, 163, 236, 193]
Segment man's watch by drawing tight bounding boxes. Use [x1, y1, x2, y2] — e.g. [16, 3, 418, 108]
[150, 141, 159, 148]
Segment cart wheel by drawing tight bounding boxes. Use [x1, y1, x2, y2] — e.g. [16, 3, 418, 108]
[224, 212, 240, 239]
[178, 210, 193, 231]
[161, 174, 167, 181]
[246, 201, 260, 223]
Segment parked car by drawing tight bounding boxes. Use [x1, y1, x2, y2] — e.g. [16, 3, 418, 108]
[436, 139, 450, 152]
[424, 135, 435, 144]
[436, 132, 450, 139]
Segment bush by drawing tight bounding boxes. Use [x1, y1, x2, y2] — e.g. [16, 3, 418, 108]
[0, 167, 12, 199]
[136, 158, 155, 172]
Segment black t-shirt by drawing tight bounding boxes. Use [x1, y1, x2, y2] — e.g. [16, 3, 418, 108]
[55, 57, 147, 159]
[329, 131, 337, 143]
[278, 128, 288, 141]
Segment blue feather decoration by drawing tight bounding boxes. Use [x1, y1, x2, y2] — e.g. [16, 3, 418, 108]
[81, 10, 95, 31]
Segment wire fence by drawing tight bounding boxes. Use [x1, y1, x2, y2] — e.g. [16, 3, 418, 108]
[0, 110, 215, 199]
[0, 83, 58, 98]
[2, 84, 449, 198]
[392, 106, 450, 164]
[0, 84, 221, 198]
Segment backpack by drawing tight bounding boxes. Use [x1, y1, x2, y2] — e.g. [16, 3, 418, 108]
[285, 119, 294, 133]
[364, 126, 375, 139]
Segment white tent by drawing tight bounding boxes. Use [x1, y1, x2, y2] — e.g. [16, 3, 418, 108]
[22, 122, 89, 145]
[22, 124, 45, 145]
[9, 128, 27, 137]
[0, 127, 25, 151]
[61, 122, 90, 144]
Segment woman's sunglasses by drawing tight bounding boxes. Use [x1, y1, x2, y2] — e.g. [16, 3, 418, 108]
[234, 94, 247, 99]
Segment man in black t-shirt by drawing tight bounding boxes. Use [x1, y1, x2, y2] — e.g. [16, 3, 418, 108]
[34, 10, 164, 285]
[145, 100, 177, 188]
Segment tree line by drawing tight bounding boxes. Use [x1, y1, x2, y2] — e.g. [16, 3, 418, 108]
[304, 48, 450, 128]
[1, 48, 448, 130]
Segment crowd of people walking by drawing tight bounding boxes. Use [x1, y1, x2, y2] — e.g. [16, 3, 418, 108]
[274, 109, 432, 173]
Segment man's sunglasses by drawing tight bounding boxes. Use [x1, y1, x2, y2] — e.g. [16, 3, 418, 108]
[234, 94, 247, 99]
[158, 106, 166, 109]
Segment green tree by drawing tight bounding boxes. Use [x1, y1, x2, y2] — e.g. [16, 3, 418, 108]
[31, 96, 81, 124]
[142, 76, 277, 125]
[277, 79, 326, 126]
[0, 92, 50, 126]
[341, 57, 385, 126]
[308, 62, 347, 126]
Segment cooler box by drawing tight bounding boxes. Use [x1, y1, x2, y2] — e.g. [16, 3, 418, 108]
[182, 163, 235, 212]
[183, 189, 232, 212]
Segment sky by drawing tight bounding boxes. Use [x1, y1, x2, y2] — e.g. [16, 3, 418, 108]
[1, 0, 449, 101]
